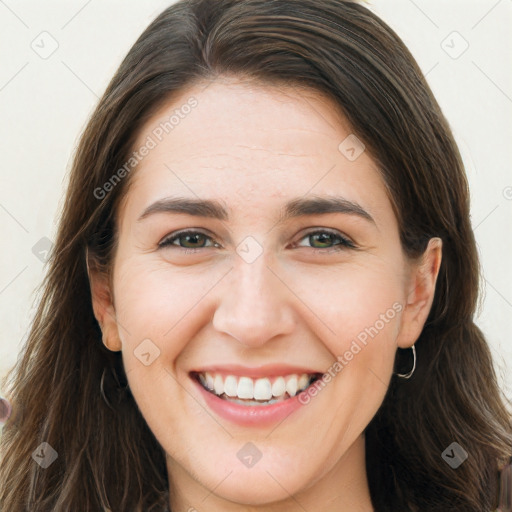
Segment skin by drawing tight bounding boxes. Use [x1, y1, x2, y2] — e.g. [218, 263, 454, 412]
[89, 76, 442, 512]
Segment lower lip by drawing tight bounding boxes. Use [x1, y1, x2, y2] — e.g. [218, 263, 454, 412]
[191, 376, 310, 427]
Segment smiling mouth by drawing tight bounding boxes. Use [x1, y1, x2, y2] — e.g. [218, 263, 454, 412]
[191, 371, 323, 406]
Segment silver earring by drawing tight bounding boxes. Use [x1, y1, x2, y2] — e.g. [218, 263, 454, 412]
[396, 344, 416, 379]
[100, 365, 127, 411]
[100, 367, 116, 411]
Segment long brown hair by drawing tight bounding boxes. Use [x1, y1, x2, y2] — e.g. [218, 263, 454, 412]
[1, 0, 511, 510]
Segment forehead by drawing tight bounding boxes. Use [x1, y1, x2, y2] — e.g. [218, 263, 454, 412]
[119, 77, 393, 227]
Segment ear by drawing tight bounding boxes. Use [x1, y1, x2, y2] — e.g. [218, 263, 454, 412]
[396, 237, 442, 349]
[86, 248, 122, 352]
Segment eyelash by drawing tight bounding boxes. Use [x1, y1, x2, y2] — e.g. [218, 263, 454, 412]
[158, 229, 356, 252]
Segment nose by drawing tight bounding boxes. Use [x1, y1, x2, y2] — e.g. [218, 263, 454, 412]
[212, 256, 297, 348]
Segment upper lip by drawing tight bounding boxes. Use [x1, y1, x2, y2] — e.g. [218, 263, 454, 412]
[190, 364, 323, 379]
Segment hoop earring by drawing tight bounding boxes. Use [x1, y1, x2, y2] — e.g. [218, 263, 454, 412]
[100, 367, 114, 411]
[395, 344, 416, 379]
[100, 366, 126, 411]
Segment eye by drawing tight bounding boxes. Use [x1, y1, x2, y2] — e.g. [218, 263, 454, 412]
[158, 228, 356, 253]
[158, 230, 219, 251]
[294, 229, 356, 251]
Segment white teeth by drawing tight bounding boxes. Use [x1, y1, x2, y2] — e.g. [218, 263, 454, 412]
[196, 372, 316, 402]
[214, 374, 224, 395]
[237, 377, 253, 399]
[254, 378, 272, 400]
[224, 375, 238, 397]
[286, 375, 298, 397]
[271, 377, 286, 397]
[205, 372, 214, 391]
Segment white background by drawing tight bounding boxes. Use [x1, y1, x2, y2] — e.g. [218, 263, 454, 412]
[0, 0, 511, 403]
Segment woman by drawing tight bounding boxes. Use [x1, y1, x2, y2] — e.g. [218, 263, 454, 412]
[1, 0, 511, 510]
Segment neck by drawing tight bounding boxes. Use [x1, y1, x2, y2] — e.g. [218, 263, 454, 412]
[166, 434, 374, 512]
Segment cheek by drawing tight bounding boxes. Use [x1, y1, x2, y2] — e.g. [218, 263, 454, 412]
[284, 260, 404, 354]
[306, 269, 403, 445]
[112, 259, 226, 363]
[115, 260, 199, 328]
[285, 260, 404, 425]
[111, 261, 214, 439]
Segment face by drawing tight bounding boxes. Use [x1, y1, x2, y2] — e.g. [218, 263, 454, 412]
[90, 77, 441, 509]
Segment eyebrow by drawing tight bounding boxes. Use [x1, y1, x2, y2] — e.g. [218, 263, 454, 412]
[137, 195, 375, 225]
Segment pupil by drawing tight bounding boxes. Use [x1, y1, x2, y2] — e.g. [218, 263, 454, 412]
[312, 233, 333, 248]
[184, 234, 204, 248]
